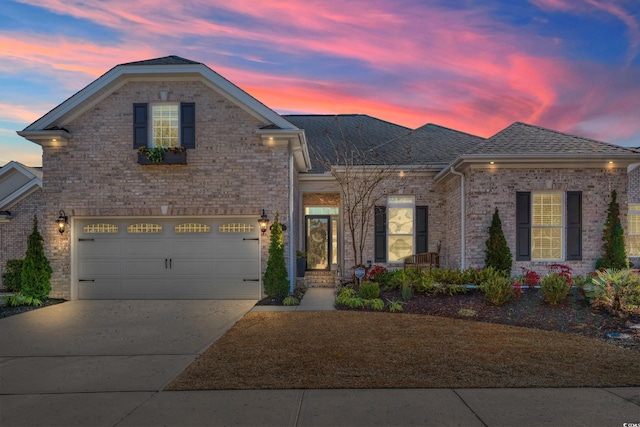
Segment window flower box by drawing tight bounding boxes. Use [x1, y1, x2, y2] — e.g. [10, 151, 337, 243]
[137, 147, 187, 165]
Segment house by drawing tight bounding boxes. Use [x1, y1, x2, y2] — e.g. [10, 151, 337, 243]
[16, 56, 640, 300]
[0, 161, 43, 280]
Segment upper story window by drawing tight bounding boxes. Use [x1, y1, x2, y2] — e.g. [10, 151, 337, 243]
[151, 105, 179, 148]
[629, 204, 640, 256]
[133, 102, 195, 149]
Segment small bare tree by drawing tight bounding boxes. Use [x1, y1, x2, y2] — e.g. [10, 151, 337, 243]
[311, 121, 404, 269]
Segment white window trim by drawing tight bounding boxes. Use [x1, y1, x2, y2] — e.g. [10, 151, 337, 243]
[531, 191, 564, 262]
[387, 195, 415, 263]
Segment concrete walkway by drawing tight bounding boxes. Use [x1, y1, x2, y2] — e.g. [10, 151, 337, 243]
[1, 292, 639, 426]
[251, 287, 336, 312]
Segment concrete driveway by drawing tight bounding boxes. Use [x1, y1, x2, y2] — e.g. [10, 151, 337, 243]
[0, 299, 255, 426]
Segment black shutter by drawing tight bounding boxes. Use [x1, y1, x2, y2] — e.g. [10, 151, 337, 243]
[416, 206, 428, 253]
[181, 102, 195, 149]
[133, 103, 148, 148]
[566, 191, 582, 260]
[516, 192, 531, 261]
[374, 206, 386, 262]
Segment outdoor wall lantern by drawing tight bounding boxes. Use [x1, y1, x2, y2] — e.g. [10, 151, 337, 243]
[258, 209, 270, 234]
[56, 210, 68, 234]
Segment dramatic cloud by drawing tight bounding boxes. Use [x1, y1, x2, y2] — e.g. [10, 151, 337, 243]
[2, 0, 639, 166]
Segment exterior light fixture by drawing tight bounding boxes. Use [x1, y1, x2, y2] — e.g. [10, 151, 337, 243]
[258, 209, 269, 234]
[56, 210, 68, 234]
[490, 161, 495, 165]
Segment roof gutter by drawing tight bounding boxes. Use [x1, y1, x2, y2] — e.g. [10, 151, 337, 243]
[449, 165, 465, 270]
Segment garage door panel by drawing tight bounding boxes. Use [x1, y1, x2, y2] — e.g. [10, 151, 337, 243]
[78, 240, 121, 257]
[79, 260, 121, 277]
[77, 218, 261, 300]
[122, 239, 167, 257]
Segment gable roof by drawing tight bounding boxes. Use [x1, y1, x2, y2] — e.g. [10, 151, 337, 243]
[0, 161, 42, 215]
[18, 55, 300, 143]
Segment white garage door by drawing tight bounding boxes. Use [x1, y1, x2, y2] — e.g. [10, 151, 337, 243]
[75, 218, 261, 299]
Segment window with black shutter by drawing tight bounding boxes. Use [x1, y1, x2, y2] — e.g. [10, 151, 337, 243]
[374, 206, 386, 262]
[566, 191, 582, 260]
[132, 102, 195, 149]
[516, 192, 531, 261]
[416, 206, 428, 253]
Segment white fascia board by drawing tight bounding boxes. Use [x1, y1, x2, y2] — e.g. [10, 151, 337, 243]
[435, 153, 640, 182]
[23, 63, 296, 133]
[0, 178, 41, 211]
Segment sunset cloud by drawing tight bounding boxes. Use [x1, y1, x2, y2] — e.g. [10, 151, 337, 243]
[2, 0, 639, 167]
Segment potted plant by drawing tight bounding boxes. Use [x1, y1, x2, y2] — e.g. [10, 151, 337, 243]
[137, 146, 187, 164]
[296, 251, 308, 278]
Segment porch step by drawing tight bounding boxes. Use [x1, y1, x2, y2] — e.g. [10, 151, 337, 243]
[303, 270, 338, 288]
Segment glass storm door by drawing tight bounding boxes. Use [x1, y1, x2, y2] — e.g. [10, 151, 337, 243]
[306, 216, 331, 270]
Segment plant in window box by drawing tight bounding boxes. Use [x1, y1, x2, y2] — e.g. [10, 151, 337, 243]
[137, 146, 187, 164]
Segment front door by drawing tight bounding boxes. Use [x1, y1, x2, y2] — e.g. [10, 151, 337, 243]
[306, 215, 331, 270]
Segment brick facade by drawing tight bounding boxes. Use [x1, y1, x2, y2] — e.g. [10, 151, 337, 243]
[463, 165, 629, 277]
[0, 189, 44, 282]
[41, 80, 291, 299]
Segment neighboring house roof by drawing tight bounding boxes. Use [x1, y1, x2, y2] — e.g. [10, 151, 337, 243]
[0, 161, 42, 220]
[283, 115, 413, 172]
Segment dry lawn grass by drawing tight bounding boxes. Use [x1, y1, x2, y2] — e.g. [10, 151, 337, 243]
[167, 311, 640, 390]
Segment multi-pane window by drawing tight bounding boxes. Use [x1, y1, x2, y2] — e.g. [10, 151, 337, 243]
[629, 204, 640, 256]
[151, 104, 179, 148]
[387, 196, 415, 262]
[531, 193, 563, 260]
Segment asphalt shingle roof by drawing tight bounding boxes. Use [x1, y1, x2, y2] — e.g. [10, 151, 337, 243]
[283, 115, 413, 172]
[120, 56, 201, 66]
[470, 122, 638, 156]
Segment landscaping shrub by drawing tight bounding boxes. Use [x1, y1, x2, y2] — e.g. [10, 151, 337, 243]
[596, 190, 628, 270]
[540, 273, 571, 305]
[401, 283, 414, 300]
[19, 216, 52, 305]
[358, 281, 380, 299]
[263, 213, 289, 299]
[2, 259, 23, 292]
[583, 268, 640, 317]
[368, 298, 385, 311]
[484, 207, 512, 274]
[519, 267, 540, 289]
[367, 265, 388, 283]
[479, 275, 512, 306]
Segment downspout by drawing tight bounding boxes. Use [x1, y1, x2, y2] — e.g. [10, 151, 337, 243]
[288, 151, 295, 293]
[449, 166, 466, 269]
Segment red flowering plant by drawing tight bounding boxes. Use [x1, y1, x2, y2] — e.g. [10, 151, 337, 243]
[519, 267, 541, 289]
[512, 280, 523, 298]
[367, 265, 388, 282]
[548, 263, 573, 285]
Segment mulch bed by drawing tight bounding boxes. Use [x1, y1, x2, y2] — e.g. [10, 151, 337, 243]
[375, 288, 640, 351]
[0, 298, 66, 319]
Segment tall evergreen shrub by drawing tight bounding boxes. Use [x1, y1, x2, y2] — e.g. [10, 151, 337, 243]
[2, 259, 24, 292]
[596, 189, 628, 269]
[263, 212, 289, 299]
[21, 216, 52, 301]
[484, 207, 512, 275]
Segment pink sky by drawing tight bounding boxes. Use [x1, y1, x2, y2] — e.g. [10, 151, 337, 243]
[2, 0, 639, 165]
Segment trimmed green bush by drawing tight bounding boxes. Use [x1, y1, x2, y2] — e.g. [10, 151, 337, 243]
[540, 273, 571, 305]
[484, 208, 512, 274]
[358, 281, 380, 299]
[480, 275, 512, 306]
[20, 216, 52, 303]
[596, 190, 628, 270]
[263, 213, 289, 299]
[2, 259, 23, 292]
